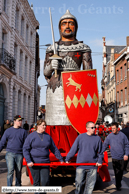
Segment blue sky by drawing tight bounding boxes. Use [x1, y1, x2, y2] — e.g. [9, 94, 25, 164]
[28, 0, 128, 105]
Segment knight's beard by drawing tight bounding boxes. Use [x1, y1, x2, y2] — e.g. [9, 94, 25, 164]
[61, 31, 75, 39]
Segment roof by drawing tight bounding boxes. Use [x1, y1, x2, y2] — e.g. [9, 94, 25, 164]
[106, 46, 126, 63]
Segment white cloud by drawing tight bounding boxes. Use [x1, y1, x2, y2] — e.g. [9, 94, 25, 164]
[106, 39, 115, 45]
[90, 39, 115, 47]
[91, 39, 103, 47]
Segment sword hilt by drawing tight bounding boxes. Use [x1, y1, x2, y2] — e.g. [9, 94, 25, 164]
[55, 69, 57, 77]
[49, 54, 62, 78]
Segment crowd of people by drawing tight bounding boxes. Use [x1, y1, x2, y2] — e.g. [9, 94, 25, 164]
[0, 115, 129, 194]
[94, 121, 126, 142]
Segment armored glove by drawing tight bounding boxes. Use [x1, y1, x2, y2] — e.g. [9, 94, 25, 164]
[51, 59, 59, 70]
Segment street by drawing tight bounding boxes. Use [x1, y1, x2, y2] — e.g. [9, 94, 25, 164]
[0, 149, 129, 194]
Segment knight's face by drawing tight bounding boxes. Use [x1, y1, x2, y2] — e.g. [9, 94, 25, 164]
[61, 19, 75, 33]
[60, 19, 76, 40]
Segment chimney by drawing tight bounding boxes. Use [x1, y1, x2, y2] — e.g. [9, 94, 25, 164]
[102, 37, 106, 66]
[111, 48, 114, 62]
[127, 36, 129, 53]
[31, 3, 33, 11]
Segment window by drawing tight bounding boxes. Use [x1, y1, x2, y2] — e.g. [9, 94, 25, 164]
[111, 90, 113, 102]
[3, 0, 7, 12]
[120, 67, 122, 80]
[121, 90, 123, 106]
[26, 25, 29, 44]
[2, 31, 6, 49]
[28, 96, 30, 123]
[12, 87, 16, 119]
[108, 72, 110, 83]
[113, 89, 114, 101]
[19, 51, 23, 77]
[30, 31, 33, 48]
[0, 83, 4, 97]
[14, 44, 17, 72]
[109, 93, 110, 103]
[125, 88, 127, 103]
[23, 93, 26, 119]
[124, 63, 127, 78]
[18, 91, 21, 115]
[117, 92, 119, 107]
[109, 92, 111, 102]
[29, 61, 31, 83]
[15, 8, 19, 30]
[24, 56, 28, 81]
[21, 16, 24, 37]
[117, 70, 119, 83]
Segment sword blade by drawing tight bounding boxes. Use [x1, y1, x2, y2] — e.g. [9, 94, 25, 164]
[49, 7, 56, 54]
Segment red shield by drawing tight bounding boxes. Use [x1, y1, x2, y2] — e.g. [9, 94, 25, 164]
[62, 70, 99, 134]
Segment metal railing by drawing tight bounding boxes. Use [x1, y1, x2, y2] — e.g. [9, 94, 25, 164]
[0, 48, 15, 72]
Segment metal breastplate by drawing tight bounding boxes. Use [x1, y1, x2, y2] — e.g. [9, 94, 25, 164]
[46, 42, 91, 71]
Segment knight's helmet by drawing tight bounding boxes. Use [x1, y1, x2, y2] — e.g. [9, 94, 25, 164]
[59, 10, 78, 38]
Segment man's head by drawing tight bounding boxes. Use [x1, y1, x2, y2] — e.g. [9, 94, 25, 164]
[59, 10, 78, 41]
[10, 121, 13, 126]
[86, 121, 95, 136]
[6, 120, 10, 124]
[111, 122, 118, 134]
[96, 123, 99, 128]
[125, 122, 129, 128]
[13, 115, 24, 128]
[103, 122, 105, 126]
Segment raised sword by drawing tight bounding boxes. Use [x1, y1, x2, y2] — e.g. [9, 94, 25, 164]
[49, 7, 62, 77]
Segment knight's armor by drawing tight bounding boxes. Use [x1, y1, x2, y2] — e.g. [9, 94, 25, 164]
[44, 11, 92, 125]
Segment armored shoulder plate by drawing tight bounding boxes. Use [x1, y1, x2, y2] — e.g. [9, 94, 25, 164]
[46, 42, 91, 53]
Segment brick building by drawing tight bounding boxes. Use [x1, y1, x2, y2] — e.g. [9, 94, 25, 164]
[114, 37, 129, 123]
[0, 0, 40, 135]
[101, 37, 127, 123]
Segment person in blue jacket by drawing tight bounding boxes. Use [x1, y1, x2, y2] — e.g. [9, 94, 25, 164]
[0, 115, 28, 187]
[23, 119, 63, 193]
[65, 121, 103, 194]
[101, 122, 129, 191]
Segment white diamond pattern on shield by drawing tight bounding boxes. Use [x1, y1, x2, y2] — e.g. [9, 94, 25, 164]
[86, 93, 92, 107]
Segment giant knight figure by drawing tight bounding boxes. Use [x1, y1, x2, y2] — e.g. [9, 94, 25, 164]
[43, 11, 111, 182]
[44, 10, 93, 126]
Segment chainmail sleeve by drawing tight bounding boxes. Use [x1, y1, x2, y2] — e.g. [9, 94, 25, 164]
[44, 51, 54, 79]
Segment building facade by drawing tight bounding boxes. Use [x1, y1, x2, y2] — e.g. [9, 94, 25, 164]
[97, 93, 102, 123]
[101, 36, 129, 124]
[0, 0, 40, 134]
[114, 37, 129, 123]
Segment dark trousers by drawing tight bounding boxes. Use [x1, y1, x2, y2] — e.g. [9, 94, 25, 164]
[29, 166, 50, 194]
[124, 156, 129, 171]
[112, 159, 125, 189]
